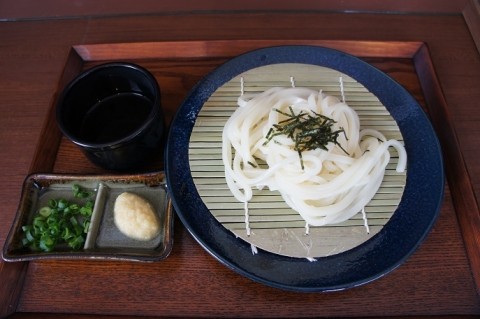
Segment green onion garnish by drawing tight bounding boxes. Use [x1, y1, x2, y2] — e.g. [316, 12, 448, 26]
[21, 184, 95, 252]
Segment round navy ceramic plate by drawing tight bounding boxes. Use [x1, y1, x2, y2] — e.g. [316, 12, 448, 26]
[165, 45, 444, 291]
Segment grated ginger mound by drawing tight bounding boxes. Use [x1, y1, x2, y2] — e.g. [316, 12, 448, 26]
[114, 192, 160, 241]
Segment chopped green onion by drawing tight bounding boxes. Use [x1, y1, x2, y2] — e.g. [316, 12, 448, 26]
[57, 199, 67, 209]
[73, 184, 93, 198]
[38, 207, 52, 217]
[48, 199, 57, 208]
[21, 184, 95, 252]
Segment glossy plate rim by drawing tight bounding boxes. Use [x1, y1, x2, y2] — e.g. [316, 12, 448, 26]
[165, 45, 444, 292]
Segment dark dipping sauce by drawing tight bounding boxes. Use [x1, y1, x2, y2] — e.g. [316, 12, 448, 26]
[56, 62, 164, 170]
[79, 92, 152, 144]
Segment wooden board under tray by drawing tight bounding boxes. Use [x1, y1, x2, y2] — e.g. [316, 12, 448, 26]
[4, 39, 479, 317]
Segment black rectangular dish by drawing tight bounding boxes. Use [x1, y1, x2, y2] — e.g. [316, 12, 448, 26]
[2, 171, 174, 262]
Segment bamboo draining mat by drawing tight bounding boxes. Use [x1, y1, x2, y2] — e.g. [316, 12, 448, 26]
[189, 63, 406, 258]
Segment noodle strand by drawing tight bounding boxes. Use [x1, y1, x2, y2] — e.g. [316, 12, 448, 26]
[222, 87, 406, 229]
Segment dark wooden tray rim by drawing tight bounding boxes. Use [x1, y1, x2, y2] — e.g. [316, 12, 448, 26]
[2, 39, 479, 317]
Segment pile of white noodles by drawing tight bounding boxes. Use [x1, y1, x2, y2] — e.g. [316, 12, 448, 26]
[222, 87, 407, 229]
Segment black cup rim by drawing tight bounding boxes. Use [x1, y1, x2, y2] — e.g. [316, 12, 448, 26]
[56, 62, 161, 150]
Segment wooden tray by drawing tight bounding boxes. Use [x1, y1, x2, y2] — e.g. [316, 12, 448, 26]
[3, 39, 479, 317]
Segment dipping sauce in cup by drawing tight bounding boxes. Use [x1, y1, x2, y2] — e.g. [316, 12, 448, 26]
[56, 62, 164, 170]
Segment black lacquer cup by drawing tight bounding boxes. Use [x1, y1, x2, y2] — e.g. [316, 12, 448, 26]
[56, 62, 164, 170]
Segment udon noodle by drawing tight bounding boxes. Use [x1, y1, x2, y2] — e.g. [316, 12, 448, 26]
[222, 86, 407, 233]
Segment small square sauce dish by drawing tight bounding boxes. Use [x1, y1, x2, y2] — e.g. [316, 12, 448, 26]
[2, 171, 174, 262]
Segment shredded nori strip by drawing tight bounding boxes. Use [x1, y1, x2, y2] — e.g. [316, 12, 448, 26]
[264, 107, 348, 169]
